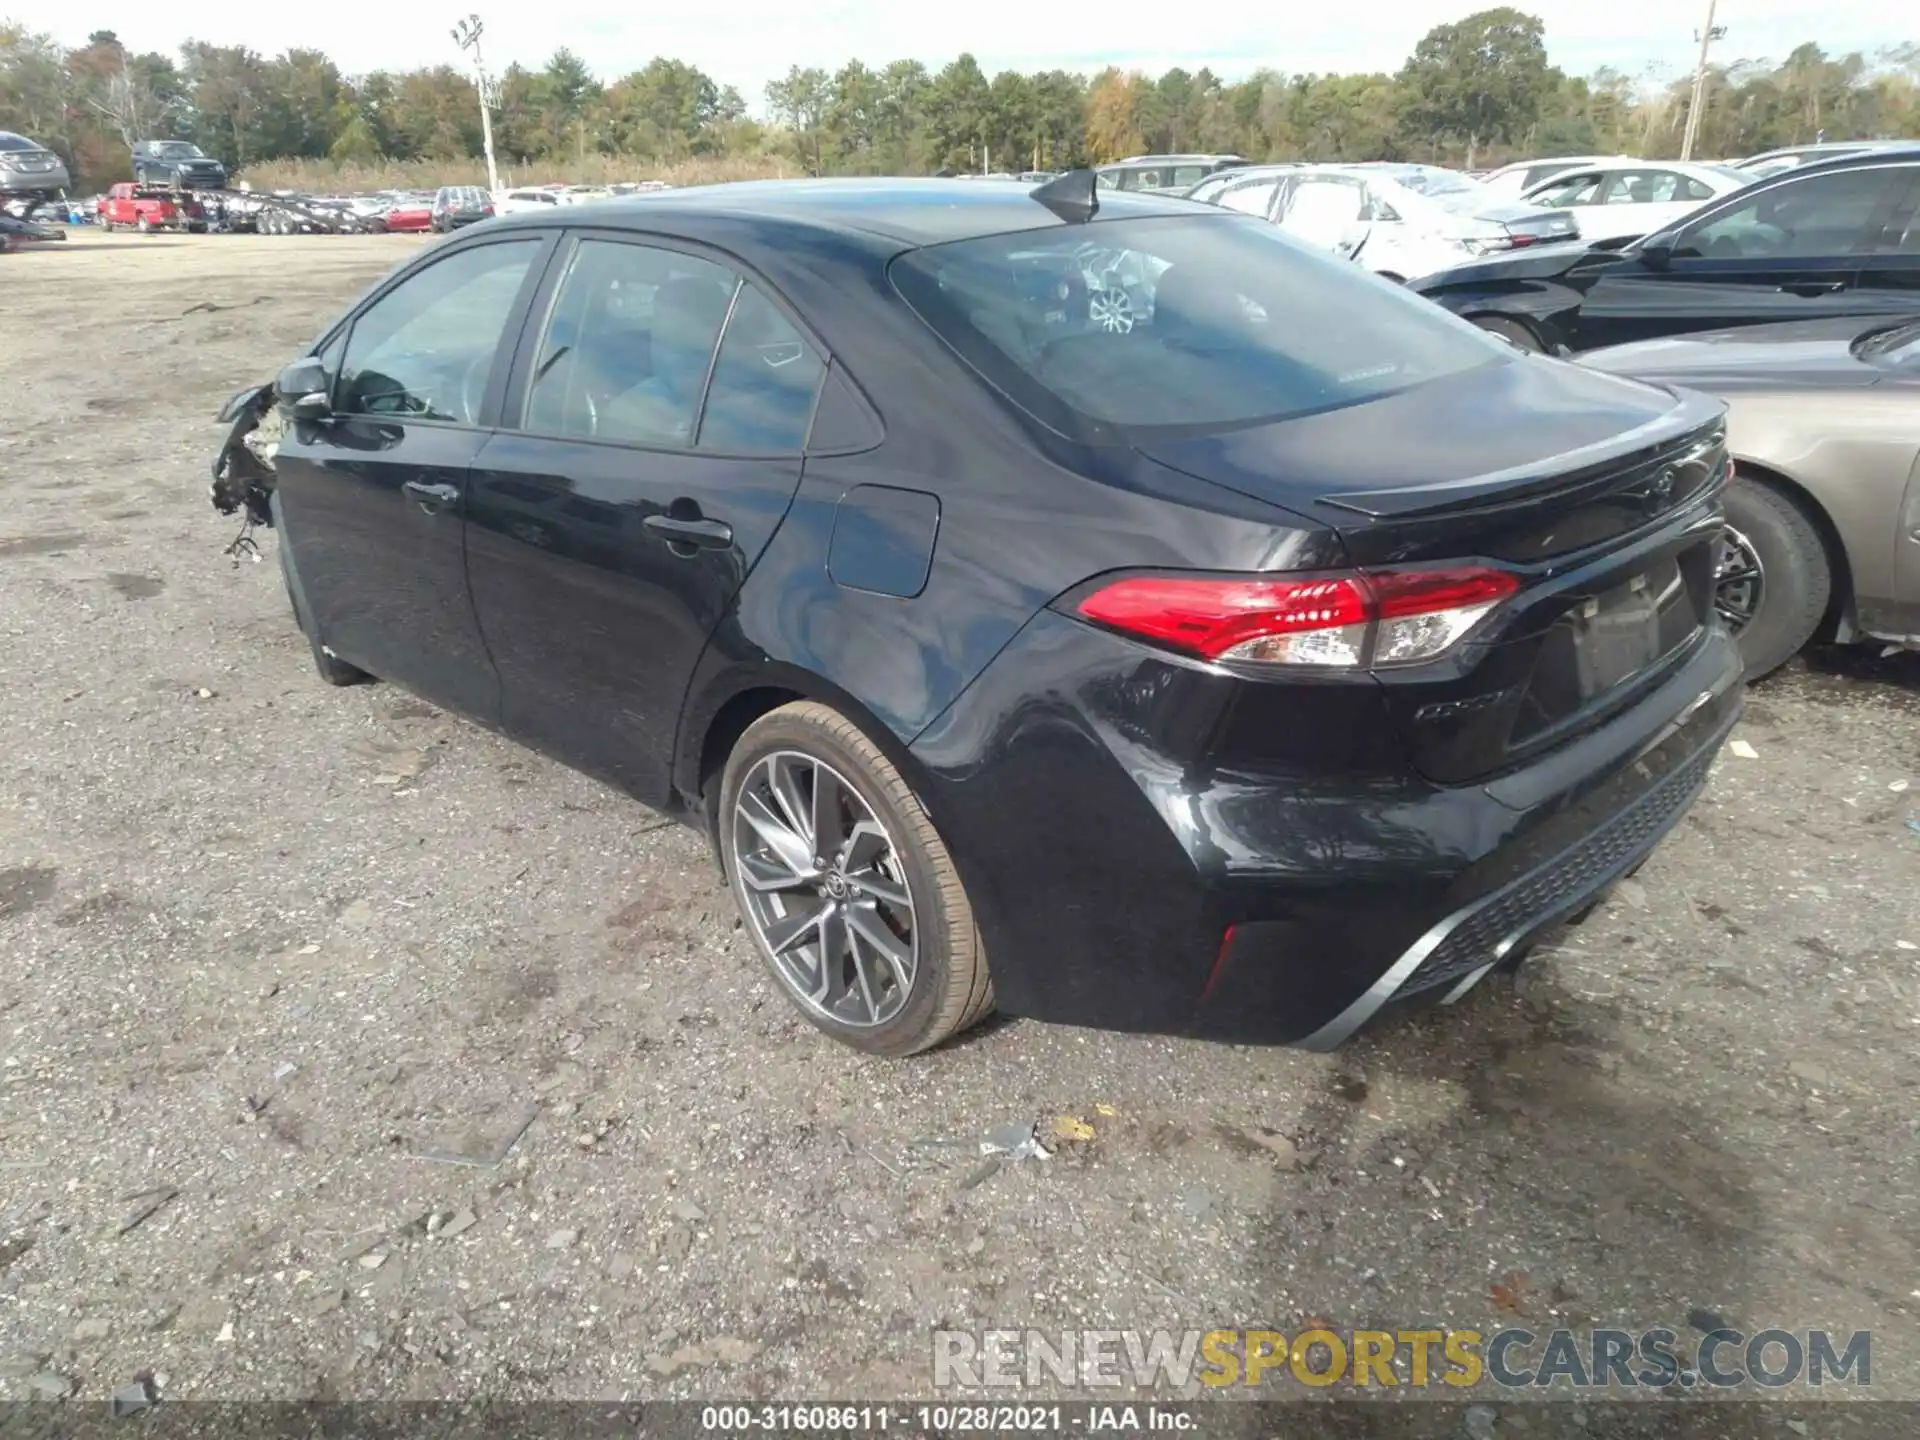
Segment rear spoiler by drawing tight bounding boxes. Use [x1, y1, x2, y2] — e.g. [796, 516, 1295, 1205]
[1320, 403, 1724, 521]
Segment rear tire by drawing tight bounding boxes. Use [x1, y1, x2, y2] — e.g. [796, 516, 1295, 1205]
[719, 701, 994, 1056]
[1471, 315, 1544, 351]
[136, 215, 152, 234]
[1718, 475, 1831, 680]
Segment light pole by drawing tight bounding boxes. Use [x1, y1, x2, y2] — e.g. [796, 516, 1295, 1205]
[1679, 0, 1728, 161]
[451, 14, 501, 195]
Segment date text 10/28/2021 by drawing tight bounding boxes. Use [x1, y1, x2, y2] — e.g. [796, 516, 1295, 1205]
[700, 1406, 1192, 1432]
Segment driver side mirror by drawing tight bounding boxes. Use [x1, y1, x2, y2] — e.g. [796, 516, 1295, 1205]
[1637, 238, 1674, 271]
[276, 356, 333, 421]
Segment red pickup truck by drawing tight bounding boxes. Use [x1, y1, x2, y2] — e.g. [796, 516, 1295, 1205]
[97, 183, 208, 234]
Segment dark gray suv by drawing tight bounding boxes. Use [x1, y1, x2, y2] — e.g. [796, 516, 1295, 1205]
[432, 185, 494, 232]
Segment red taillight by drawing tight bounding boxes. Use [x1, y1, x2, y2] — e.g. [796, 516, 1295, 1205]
[1073, 567, 1519, 669]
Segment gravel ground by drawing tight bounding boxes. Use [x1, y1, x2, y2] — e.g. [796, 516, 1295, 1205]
[2, 233, 1918, 1414]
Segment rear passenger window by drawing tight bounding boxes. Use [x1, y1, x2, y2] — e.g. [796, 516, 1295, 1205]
[697, 285, 825, 453]
[525, 239, 737, 448]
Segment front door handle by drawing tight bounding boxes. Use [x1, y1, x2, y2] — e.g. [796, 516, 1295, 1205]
[402, 480, 461, 514]
[645, 513, 734, 550]
[1778, 280, 1845, 296]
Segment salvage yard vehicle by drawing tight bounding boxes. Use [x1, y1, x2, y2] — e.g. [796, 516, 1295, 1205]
[1261, 163, 1579, 282]
[1476, 155, 1628, 200]
[432, 185, 494, 231]
[0, 129, 71, 214]
[97, 183, 207, 233]
[1584, 315, 1920, 677]
[1096, 154, 1247, 195]
[1518, 160, 1754, 245]
[132, 138, 228, 190]
[1410, 146, 1920, 352]
[497, 188, 563, 215]
[0, 210, 67, 250]
[380, 193, 436, 233]
[210, 172, 1742, 1056]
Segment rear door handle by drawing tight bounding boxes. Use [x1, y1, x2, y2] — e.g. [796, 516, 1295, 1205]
[644, 514, 734, 550]
[402, 480, 461, 514]
[1778, 280, 1846, 296]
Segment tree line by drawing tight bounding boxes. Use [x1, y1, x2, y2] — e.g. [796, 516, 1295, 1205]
[3, 8, 1918, 192]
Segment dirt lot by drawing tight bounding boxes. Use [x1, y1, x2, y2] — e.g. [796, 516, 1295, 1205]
[2, 232, 1919, 1414]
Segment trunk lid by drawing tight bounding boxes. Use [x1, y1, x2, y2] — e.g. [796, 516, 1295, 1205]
[1135, 359, 1730, 783]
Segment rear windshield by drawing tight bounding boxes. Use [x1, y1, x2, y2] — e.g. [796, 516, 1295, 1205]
[890, 214, 1505, 438]
[0, 132, 37, 151]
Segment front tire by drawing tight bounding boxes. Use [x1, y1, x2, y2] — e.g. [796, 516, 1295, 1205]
[1718, 475, 1831, 679]
[719, 701, 993, 1056]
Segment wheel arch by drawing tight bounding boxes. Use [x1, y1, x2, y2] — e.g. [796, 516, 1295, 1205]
[676, 662, 936, 865]
[1731, 457, 1856, 641]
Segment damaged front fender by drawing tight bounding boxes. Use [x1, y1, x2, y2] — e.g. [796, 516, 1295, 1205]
[210, 382, 280, 530]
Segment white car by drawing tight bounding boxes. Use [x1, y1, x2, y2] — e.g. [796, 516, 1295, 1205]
[1264, 164, 1580, 282]
[1518, 160, 1755, 244]
[1476, 155, 1631, 200]
[495, 188, 563, 216]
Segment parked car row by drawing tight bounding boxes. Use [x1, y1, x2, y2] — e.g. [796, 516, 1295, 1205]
[1183, 143, 1920, 681]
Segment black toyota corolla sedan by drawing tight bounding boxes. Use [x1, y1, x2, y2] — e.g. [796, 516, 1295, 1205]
[210, 175, 1743, 1056]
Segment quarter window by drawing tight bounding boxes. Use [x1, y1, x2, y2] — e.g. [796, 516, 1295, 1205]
[697, 285, 825, 453]
[335, 239, 541, 424]
[525, 239, 738, 448]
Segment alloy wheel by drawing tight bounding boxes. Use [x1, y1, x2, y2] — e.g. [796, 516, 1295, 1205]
[730, 750, 918, 1028]
[1088, 287, 1135, 334]
[1714, 525, 1765, 634]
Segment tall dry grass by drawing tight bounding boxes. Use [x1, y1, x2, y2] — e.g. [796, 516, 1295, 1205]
[235, 153, 795, 193]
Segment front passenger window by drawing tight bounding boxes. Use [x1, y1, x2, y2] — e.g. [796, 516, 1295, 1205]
[336, 240, 541, 424]
[1674, 167, 1905, 259]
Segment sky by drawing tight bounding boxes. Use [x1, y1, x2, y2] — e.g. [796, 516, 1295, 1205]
[6, 0, 1910, 104]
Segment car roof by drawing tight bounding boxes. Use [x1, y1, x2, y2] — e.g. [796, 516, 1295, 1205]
[1749, 143, 1920, 177]
[479, 176, 1201, 246]
[1485, 155, 1623, 175]
[1115, 153, 1244, 164]
[1737, 139, 1914, 163]
[1203, 163, 1298, 179]
[1523, 159, 1743, 180]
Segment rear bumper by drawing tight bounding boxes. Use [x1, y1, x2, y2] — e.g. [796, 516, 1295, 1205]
[1268, 659, 1735, 1047]
[911, 610, 1742, 1047]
